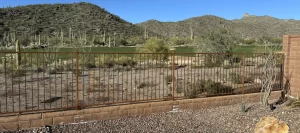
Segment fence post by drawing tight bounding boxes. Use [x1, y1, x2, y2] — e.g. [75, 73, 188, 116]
[242, 53, 245, 95]
[170, 48, 175, 100]
[76, 49, 79, 110]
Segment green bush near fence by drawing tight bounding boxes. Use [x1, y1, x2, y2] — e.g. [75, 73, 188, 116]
[183, 79, 233, 98]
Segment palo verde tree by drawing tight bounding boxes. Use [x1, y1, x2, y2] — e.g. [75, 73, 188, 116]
[194, 29, 238, 66]
[136, 37, 170, 62]
[194, 29, 237, 53]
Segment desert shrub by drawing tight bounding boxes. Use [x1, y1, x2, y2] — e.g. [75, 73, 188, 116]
[184, 83, 201, 98]
[95, 55, 116, 67]
[175, 83, 183, 93]
[19, 36, 31, 46]
[194, 29, 236, 53]
[127, 36, 145, 45]
[136, 37, 170, 62]
[243, 38, 256, 45]
[47, 67, 58, 74]
[117, 39, 129, 46]
[5, 69, 26, 78]
[184, 79, 233, 98]
[115, 56, 137, 67]
[85, 63, 96, 68]
[229, 56, 242, 65]
[136, 82, 155, 89]
[203, 54, 223, 68]
[222, 56, 241, 69]
[165, 75, 175, 85]
[169, 37, 191, 46]
[286, 99, 300, 108]
[191, 64, 204, 69]
[45, 64, 63, 74]
[229, 72, 242, 84]
[113, 66, 131, 72]
[223, 64, 240, 69]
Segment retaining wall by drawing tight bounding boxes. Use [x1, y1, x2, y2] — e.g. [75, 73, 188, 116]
[0, 91, 281, 132]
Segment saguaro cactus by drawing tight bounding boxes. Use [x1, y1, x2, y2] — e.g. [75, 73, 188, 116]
[103, 30, 106, 43]
[60, 29, 64, 46]
[113, 32, 116, 47]
[15, 40, 21, 70]
[190, 27, 194, 41]
[144, 27, 148, 40]
[108, 35, 111, 47]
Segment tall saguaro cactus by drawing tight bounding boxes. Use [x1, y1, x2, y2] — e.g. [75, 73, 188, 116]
[60, 29, 64, 46]
[108, 35, 111, 47]
[144, 27, 148, 40]
[103, 30, 106, 43]
[190, 27, 194, 41]
[113, 32, 116, 47]
[69, 27, 72, 45]
[15, 40, 21, 70]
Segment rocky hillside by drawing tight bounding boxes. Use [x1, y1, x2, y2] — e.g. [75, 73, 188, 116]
[137, 13, 300, 39]
[0, 2, 154, 40]
[1, 1, 300, 45]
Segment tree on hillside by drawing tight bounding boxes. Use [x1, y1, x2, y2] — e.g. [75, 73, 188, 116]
[194, 29, 237, 53]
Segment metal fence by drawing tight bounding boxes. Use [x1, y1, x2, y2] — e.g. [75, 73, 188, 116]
[0, 50, 284, 115]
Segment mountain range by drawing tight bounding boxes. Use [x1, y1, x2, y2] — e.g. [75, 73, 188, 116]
[1, 2, 300, 43]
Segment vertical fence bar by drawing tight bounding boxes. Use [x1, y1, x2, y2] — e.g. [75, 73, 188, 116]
[171, 48, 175, 100]
[242, 53, 245, 95]
[76, 49, 79, 110]
[4, 58, 7, 112]
[37, 53, 39, 110]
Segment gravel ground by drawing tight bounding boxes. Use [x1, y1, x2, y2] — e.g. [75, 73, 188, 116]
[7, 101, 300, 133]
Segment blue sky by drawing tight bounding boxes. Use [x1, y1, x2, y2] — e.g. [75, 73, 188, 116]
[1, 0, 299, 24]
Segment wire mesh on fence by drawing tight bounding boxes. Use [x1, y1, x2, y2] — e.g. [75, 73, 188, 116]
[0, 51, 284, 115]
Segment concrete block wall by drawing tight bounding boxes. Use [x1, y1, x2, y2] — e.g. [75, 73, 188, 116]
[283, 35, 300, 98]
[0, 91, 280, 132]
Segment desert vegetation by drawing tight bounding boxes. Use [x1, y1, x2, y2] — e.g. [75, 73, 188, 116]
[0, 1, 288, 116]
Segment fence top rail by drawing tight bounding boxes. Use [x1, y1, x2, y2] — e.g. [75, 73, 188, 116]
[0, 51, 285, 55]
[0, 51, 75, 54]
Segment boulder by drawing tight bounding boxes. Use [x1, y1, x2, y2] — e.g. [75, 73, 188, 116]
[254, 116, 289, 133]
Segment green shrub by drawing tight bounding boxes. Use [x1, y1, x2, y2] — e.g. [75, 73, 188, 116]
[184, 79, 233, 98]
[85, 63, 96, 68]
[127, 36, 145, 45]
[136, 37, 170, 61]
[286, 99, 300, 109]
[203, 55, 223, 68]
[117, 39, 129, 46]
[184, 83, 201, 98]
[115, 56, 137, 67]
[169, 37, 191, 46]
[95, 55, 115, 67]
[241, 103, 247, 112]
